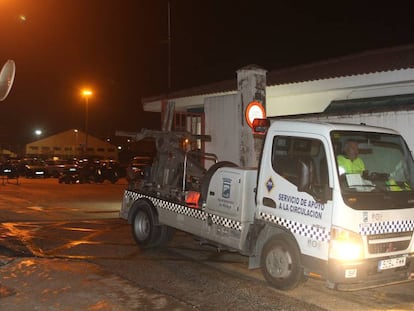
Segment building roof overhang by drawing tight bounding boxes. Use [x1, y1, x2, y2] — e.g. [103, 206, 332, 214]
[142, 44, 414, 113]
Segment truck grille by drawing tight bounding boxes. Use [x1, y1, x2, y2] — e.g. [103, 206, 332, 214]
[367, 231, 413, 254]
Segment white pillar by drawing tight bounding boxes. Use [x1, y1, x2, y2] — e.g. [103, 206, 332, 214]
[236, 65, 267, 167]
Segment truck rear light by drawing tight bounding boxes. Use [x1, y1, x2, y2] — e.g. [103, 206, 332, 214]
[185, 191, 201, 209]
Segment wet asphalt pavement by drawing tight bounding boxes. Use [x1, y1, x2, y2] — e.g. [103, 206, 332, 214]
[0, 178, 194, 310]
[2, 178, 414, 311]
[0, 255, 193, 310]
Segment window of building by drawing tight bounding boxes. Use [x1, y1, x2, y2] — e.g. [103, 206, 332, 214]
[174, 112, 205, 151]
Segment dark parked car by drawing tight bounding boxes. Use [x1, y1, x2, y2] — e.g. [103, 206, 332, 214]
[97, 159, 121, 183]
[57, 158, 120, 184]
[58, 165, 80, 184]
[1, 159, 19, 179]
[126, 156, 153, 182]
[18, 158, 48, 178]
[46, 159, 77, 178]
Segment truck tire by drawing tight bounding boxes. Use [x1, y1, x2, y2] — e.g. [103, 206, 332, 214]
[154, 225, 176, 247]
[131, 204, 161, 248]
[200, 161, 238, 203]
[260, 236, 303, 290]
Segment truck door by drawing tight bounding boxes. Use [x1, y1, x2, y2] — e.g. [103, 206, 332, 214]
[203, 167, 257, 250]
[257, 133, 334, 261]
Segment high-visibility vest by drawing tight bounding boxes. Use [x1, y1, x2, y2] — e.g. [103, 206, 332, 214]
[386, 179, 411, 191]
[337, 155, 365, 174]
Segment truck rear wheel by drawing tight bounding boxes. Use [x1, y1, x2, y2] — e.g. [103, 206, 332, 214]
[260, 236, 303, 290]
[131, 204, 161, 248]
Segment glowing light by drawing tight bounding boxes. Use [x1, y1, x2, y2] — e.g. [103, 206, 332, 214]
[329, 227, 363, 261]
[245, 101, 266, 128]
[82, 89, 93, 97]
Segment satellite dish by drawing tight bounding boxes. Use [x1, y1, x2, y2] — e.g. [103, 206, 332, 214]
[0, 60, 16, 101]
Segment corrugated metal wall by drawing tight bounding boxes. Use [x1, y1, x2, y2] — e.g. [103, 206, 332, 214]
[204, 94, 241, 166]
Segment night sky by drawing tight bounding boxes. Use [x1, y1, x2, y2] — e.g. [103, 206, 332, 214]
[1, 0, 413, 148]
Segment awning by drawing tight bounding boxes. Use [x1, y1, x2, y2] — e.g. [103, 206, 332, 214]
[324, 94, 414, 115]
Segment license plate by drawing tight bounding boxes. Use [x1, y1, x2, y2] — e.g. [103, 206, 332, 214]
[378, 256, 406, 271]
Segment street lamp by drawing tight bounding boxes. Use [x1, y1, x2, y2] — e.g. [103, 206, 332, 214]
[34, 129, 42, 137]
[81, 89, 93, 154]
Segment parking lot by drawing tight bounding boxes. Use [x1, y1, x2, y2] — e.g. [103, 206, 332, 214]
[1, 178, 414, 310]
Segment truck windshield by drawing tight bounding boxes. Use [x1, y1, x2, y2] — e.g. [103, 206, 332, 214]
[331, 131, 414, 209]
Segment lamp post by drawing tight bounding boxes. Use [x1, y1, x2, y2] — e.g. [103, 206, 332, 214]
[73, 129, 79, 157]
[81, 89, 92, 154]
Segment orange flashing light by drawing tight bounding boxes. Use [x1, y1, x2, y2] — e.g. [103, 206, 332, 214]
[185, 191, 201, 209]
[245, 101, 266, 128]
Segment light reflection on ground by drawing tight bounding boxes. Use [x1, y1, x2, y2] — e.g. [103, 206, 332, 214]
[1, 219, 137, 260]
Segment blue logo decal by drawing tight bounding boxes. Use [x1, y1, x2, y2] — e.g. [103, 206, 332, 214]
[266, 178, 274, 192]
[222, 178, 231, 198]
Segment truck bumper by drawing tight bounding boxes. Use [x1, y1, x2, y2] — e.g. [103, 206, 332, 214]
[327, 253, 414, 290]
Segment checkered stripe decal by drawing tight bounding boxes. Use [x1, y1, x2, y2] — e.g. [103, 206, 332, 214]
[259, 212, 330, 242]
[125, 191, 242, 231]
[210, 214, 242, 231]
[125, 191, 206, 221]
[359, 219, 414, 235]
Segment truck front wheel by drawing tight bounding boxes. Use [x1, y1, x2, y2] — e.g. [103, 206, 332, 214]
[131, 204, 161, 248]
[260, 236, 303, 290]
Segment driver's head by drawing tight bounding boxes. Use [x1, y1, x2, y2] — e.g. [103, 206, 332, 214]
[344, 140, 359, 160]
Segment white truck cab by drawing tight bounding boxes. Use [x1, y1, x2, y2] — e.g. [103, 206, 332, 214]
[252, 120, 414, 289]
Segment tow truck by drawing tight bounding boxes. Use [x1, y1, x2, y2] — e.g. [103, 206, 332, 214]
[118, 119, 414, 290]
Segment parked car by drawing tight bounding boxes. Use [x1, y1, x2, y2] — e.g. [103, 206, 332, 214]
[45, 159, 77, 178]
[58, 165, 80, 184]
[97, 159, 121, 183]
[0, 159, 19, 179]
[18, 158, 48, 178]
[126, 156, 153, 182]
[58, 158, 120, 184]
[75, 158, 102, 183]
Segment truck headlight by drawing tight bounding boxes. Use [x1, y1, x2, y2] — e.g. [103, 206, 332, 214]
[329, 227, 363, 261]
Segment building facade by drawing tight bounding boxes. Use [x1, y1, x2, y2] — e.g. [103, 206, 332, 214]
[25, 129, 118, 160]
[142, 45, 414, 167]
